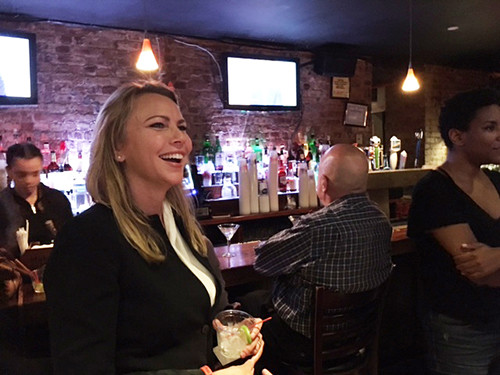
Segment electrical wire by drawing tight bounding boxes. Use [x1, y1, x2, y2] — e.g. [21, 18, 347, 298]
[173, 38, 222, 82]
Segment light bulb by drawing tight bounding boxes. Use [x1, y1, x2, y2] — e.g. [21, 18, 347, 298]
[402, 66, 420, 92]
[136, 38, 159, 71]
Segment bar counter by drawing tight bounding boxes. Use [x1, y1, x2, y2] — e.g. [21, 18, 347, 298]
[0, 226, 420, 372]
[216, 225, 411, 288]
[2, 225, 411, 309]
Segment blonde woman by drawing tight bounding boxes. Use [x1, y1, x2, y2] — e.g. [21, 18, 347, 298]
[45, 81, 266, 375]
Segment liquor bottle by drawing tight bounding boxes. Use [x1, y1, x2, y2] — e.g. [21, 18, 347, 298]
[262, 146, 270, 170]
[308, 132, 318, 162]
[253, 138, 263, 163]
[291, 140, 302, 161]
[278, 157, 287, 193]
[41, 142, 51, 170]
[214, 136, 224, 171]
[202, 135, 213, 164]
[58, 141, 72, 171]
[298, 145, 306, 163]
[76, 150, 83, 174]
[318, 135, 330, 157]
[244, 140, 254, 159]
[47, 151, 60, 172]
[303, 135, 309, 159]
[286, 160, 298, 191]
[223, 141, 238, 183]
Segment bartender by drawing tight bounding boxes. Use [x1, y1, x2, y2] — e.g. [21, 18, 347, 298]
[0, 143, 73, 259]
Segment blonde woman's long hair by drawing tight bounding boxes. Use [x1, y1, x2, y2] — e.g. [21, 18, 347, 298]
[86, 80, 207, 263]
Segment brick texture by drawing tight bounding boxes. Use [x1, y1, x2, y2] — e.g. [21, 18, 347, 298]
[0, 18, 373, 160]
[384, 65, 492, 168]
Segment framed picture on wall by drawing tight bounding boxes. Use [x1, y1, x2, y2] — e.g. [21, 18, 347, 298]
[331, 77, 350, 99]
[344, 102, 368, 127]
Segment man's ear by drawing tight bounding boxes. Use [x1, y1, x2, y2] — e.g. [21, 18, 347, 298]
[448, 128, 466, 147]
[318, 174, 328, 195]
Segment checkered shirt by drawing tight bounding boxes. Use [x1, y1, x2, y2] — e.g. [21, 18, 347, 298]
[254, 193, 393, 338]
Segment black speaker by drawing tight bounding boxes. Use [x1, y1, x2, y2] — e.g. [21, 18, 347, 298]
[313, 53, 358, 77]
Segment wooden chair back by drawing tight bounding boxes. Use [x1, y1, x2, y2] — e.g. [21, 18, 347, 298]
[312, 277, 391, 375]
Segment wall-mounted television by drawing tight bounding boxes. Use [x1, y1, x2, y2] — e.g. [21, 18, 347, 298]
[223, 53, 300, 111]
[0, 29, 38, 105]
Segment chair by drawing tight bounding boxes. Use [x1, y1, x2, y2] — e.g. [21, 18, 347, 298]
[278, 277, 391, 375]
[310, 277, 391, 375]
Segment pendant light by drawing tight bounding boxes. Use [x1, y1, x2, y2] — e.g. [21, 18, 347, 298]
[136, 0, 159, 72]
[402, 0, 420, 92]
[136, 37, 159, 71]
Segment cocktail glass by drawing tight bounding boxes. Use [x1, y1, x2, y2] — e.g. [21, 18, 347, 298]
[217, 223, 240, 258]
[214, 309, 254, 365]
[30, 265, 45, 294]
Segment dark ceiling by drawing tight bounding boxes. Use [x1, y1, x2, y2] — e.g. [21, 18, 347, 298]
[1, 0, 500, 73]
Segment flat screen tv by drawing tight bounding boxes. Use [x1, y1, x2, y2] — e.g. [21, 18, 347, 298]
[223, 53, 300, 111]
[0, 29, 38, 105]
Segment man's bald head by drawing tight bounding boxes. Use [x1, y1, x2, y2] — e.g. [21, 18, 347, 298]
[316, 144, 368, 205]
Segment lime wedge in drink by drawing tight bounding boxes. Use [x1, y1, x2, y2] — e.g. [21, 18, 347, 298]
[238, 325, 252, 344]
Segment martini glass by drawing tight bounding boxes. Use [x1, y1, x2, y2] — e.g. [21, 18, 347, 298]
[217, 223, 240, 258]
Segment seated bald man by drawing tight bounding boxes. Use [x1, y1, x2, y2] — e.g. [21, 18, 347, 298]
[252, 144, 393, 372]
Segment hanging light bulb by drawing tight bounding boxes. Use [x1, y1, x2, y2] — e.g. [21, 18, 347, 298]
[136, 38, 159, 72]
[402, 0, 420, 92]
[402, 63, 420, 91]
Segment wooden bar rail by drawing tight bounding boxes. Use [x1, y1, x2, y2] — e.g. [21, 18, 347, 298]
[1, 226, 411, 309]
[216, 226, 411, 287]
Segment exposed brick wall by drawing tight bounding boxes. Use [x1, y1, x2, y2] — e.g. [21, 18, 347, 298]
[0, 18, 373, 162]
[383, 65, 492, 168]
[423, 65, 490, 166]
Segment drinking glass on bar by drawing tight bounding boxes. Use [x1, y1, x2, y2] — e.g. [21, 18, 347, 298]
[217, 223, 240, 258]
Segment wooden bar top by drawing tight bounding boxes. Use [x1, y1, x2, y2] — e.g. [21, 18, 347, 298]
[216, 225, 409, 267]
[1, 227, 411, 308]
[1, 282, 47, 310]
[216, 226, 411, 287]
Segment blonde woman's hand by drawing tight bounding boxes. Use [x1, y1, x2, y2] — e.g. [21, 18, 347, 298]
[212, 317, 265, 359]
[240, 318, 264, 358]
[213, 338, 265, 375]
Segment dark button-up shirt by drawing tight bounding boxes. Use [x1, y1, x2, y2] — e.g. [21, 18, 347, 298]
[0, 183, 73, 258]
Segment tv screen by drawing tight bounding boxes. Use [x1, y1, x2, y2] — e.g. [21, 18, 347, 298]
[0, 29, 38, 105]
[223, 54, 300, 111]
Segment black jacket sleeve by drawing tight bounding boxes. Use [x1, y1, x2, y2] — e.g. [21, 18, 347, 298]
[45, 216, 121, 375]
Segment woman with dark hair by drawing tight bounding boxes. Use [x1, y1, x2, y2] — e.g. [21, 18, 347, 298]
[408, 87, 500, 375]
[45, 81, 268, 375]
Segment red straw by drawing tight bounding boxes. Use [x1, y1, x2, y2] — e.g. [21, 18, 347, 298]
[248, 317, 272, 330]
